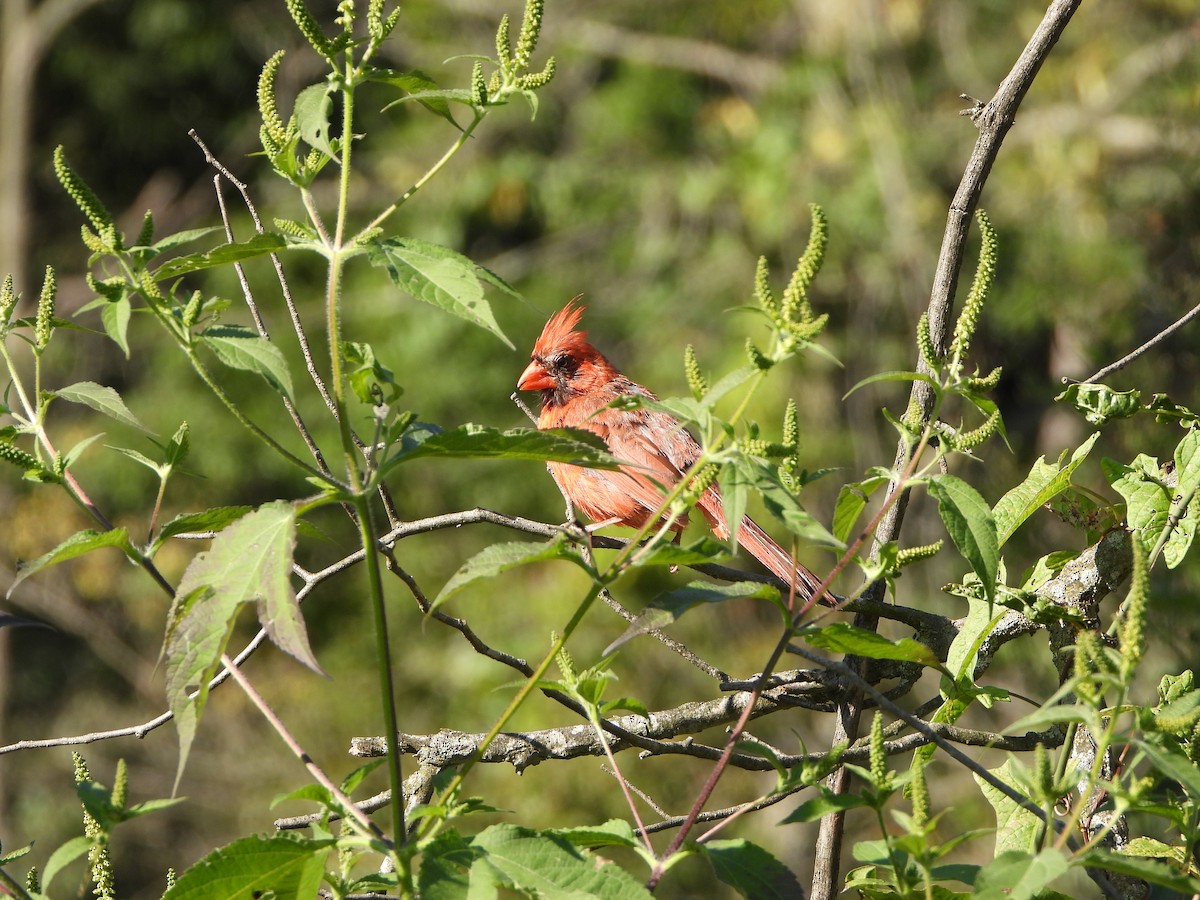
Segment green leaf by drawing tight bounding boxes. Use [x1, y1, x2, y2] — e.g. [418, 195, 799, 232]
[802, 622, 941, 667]
[972, 848, 1069, 900]
[55, 381, 153, 433]
[605, 581, 783, 655]
[148, 225, 225, 254]
[1164, 425, 1200, 567]
[1079, 848, 1200, 892]
[627, 536, 731, 568]
[927, 474, 999, 605]
[0, 841, 31, 865]
[8, 528, 138, 597]
[40, 835, 96, 892]
[388, 424, 618, 469]
[199, 325, 295, 400]
[1056, 382, 1141, 425]
[469, 824, 653, 898]
[367, 236, 517, 347]
[163, 834, 335, 900]
[367, 68, 461, 127]
[1134, 737, 1200, 797]
[153, 233, 287, 280]
[417, 830, 477, 899]
[100, 293, 132, 357]
[551, 819, 641, 850]
[433, 537, 593, 611]
[844, 369, 939, 398]
[293, 82, 337, 159]
[151, 506, 255, 555]
[718, 457, 752, 548]
[974, 760, 1040, 856]
[1105, 454, 1171, 553]
[165, 501, 321, 787]
[739, 458, 843, 548]
[780, 790, 869, 823]
[992, 433, 1098, 547]
[703, 839, 806, 900]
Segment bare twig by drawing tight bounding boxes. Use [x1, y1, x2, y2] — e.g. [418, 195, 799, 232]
[1082, 293, 1200, 385]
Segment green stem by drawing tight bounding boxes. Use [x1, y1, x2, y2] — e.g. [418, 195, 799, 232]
[419, 582, 604, 841]
[361, 110, 486, 236]
[327, 68, 408, 895]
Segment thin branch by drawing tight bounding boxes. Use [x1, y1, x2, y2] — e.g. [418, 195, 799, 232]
[1083, 293, 1200, 384]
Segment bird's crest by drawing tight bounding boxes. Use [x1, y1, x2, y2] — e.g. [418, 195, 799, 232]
[533, 296, 589, 357]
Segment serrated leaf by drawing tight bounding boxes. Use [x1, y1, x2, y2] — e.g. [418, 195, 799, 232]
[199, 325, 294, 400]
[55, 381, 153, 433]
[153, 233, 287, 280]
[165, 502, 320, 788]
[469, 824, 652, 898]
[367, 236, 517, 347]
[605, 581, 781, 655]
[163, 834, 335, 900]
[1164, 426, 1200, 567]
[992, 433, 1098, 547]
[802, 622, 941, 667]
[433, 538, 593, 611]
[833, 484, 869, 545]
[928, 474, 999, 605]
[294, 82, 336, 159]
[417, 830, 477, 899]
[975, 761, 1040, 856]
[9, 528, 137, 597]
[703, 839, 806, 900]
[1105, 454, 1171, 553]
[551, 819, 640, 850]
[387, 424, 618, 470]
[150, 506, 254, 555]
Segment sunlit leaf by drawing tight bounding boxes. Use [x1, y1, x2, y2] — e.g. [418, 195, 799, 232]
[9, 528, 138, 598]
[199, 325, 295, 400]
[927, 474, 998, 605]
[154, 233, 286, 280]
[55, 381, 153, 433]
[992, 433, 1098, 547]
[367, 237, 517, 347]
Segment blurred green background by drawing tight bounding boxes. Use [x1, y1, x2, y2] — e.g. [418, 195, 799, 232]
[2, 0, 1198, 895]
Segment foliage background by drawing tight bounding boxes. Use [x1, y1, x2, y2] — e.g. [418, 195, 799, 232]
[2, 0, 1198, 894]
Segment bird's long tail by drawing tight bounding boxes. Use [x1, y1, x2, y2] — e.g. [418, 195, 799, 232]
[735, 515, 828, 604]
[698, 488, 829, 605]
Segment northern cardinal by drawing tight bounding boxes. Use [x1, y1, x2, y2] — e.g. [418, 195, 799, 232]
[517, 300, 825, 603]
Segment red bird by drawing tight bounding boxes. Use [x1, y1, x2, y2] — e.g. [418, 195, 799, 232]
[517, 300, 825, 603]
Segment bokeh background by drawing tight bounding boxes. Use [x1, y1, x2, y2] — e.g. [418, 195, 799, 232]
[2, 0, 1198, 895]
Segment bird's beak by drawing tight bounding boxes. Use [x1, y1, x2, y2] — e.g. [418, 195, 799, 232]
[518, 359, 554, 392]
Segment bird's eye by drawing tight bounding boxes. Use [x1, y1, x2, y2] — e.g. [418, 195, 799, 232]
[548, 352, 575, 373]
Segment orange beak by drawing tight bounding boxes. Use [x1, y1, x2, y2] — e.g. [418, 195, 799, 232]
[518, 359, 554, 392]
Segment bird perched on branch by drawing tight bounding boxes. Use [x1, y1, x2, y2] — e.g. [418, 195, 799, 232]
[517, 299, 825, 604]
